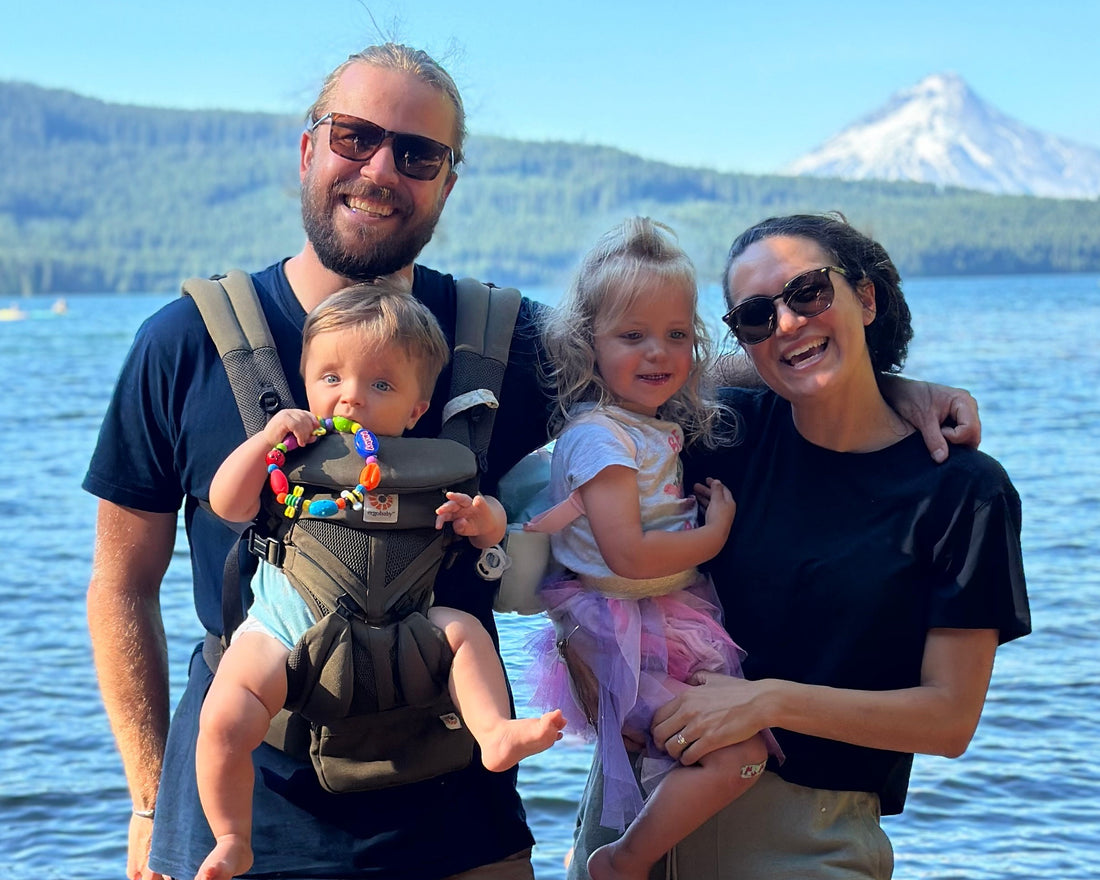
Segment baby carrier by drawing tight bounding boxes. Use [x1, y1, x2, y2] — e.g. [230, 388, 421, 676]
[184, 270, 521, 792]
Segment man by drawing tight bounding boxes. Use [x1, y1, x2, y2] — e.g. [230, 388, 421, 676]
[85, 44, 549, 880]
[85, 41, 978, 880]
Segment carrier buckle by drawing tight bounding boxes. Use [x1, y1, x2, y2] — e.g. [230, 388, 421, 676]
[335, 593, 366, 621]
[247, 530, 285, 566]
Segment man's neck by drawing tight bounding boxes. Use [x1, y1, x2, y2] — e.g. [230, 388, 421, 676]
[284, 244, 416, 313]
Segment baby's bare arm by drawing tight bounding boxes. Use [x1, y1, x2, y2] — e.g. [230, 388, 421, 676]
[210, 409, 319, 522]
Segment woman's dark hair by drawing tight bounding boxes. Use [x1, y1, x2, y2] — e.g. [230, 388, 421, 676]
[723, 212, 913, 374]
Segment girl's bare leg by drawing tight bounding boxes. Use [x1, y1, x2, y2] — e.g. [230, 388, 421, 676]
[195, 632, 290, 880]
[431, 606, 565, 771]
[588, 733, 769, 880]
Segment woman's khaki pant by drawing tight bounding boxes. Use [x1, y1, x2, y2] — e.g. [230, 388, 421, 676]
[568, 759, 893, 880]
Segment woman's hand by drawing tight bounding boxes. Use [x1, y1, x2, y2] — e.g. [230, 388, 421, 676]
[651, 672, 764, 766]
[656, 629, 998, 764]
[694, 477, 736, 534]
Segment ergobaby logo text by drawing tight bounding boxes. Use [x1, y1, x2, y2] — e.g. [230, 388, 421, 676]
[362, 492, 399, 523]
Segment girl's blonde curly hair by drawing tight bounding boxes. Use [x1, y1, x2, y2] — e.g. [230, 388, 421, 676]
[542, 217, 726, 447]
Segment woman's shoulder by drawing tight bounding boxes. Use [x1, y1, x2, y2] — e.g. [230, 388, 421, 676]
[867, 434, 1021, 528]
[930, 442, 1020, 507]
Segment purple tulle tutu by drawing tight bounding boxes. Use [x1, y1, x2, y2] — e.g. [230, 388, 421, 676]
[526, 574, 751, 831]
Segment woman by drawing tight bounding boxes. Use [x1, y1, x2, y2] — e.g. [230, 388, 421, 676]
[567, 213, 1030, 879]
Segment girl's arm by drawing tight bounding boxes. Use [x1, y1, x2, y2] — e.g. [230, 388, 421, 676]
[209, 409, 319, 523]
[652, 627, 998, 763]
[579, 466, 735, 582]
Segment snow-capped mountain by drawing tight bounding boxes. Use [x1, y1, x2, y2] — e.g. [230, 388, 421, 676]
[783, 73, 1100, 199]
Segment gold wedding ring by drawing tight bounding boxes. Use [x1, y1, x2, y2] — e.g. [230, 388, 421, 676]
[673, 733, 688, 747]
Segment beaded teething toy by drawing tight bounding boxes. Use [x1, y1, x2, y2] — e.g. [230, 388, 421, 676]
[265, 416, 381, 519]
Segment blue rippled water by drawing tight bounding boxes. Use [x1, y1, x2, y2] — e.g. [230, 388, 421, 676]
[1, 273, 1097, 879]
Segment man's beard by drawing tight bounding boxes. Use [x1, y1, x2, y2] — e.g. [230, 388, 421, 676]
[301, 178, 444, 281]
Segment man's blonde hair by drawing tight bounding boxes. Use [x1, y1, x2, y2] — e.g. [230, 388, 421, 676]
[306, 42, 466, 165]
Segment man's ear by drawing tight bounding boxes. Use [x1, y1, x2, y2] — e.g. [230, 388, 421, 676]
[440, 169, 458, 204]
[299, 130, 314, 181]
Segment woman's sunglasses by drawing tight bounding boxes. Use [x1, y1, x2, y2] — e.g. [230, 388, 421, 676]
[309, 112, 455, 181]
[722, 266, 848, 345]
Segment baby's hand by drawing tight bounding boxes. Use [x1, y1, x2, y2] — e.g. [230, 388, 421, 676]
[262, 409, 320, 450]
[436, 492, 485, 536]
[436, 493, 506, 549]
[697, 478, 736, 535]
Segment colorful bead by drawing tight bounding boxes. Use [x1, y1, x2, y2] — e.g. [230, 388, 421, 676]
[309, 499, 339, 517]
[341, 487, 365, 511]
[354, 429, 379, 457]
[268, 468, 289, 495]
[359, 461, 381, 491]
[265, 449, 285, 466]
[283, 486, 305, 518]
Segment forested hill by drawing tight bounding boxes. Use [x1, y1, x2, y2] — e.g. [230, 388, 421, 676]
[2, 80, 1099, 295]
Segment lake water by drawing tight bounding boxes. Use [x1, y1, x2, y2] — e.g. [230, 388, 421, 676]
[1, 273, 1098, 879]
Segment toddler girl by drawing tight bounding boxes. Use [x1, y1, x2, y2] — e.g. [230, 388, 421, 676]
[528, 218, 781, 880]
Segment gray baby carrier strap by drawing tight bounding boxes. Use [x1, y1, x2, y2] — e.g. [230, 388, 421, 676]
[183, 271, 522, 791]
[182, 269, 295, 436]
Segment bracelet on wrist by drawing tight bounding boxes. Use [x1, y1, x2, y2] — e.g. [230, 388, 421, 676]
[132, 807, 155, 820]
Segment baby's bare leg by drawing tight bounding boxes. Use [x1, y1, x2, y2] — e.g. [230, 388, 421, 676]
[588, 732, 770, 880]
[430, 606, 565, 771]
[195, 631, 290, 880]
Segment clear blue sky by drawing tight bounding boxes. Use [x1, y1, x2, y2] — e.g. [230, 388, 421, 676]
[4, 0, 1098, 174]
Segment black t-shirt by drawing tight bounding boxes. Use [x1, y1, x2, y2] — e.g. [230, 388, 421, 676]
[83, 262, 552, 878]
[685, 388, 1030, 815]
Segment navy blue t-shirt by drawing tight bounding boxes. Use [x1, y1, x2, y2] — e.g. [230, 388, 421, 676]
[83, 262, 552, 879]
[685, 387, 1030, 815]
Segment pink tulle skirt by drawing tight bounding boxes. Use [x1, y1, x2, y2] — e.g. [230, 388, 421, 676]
[526, 575, 750, 831]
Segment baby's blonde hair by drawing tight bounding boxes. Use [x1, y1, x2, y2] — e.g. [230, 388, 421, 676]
[542, 217, 723, 446]
[301, 279, 450, 398]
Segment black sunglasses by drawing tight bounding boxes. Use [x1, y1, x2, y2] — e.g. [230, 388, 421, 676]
[309, 112, 455, 181]
[722, 266, 848, 345]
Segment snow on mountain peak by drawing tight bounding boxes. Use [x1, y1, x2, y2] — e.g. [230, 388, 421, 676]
[783, 73, 1100, 199]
